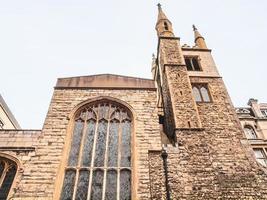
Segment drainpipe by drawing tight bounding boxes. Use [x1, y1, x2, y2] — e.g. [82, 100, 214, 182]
[161, 148, 171, 200]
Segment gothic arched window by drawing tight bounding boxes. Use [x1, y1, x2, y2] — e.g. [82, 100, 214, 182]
[192, 84, 211, 102]
[61, 101, 132, 200]
[244, 125, 257, 139]
[192, 86, 202, 102]
[0, 157, 17, 199]
[200, 87, 210, 102]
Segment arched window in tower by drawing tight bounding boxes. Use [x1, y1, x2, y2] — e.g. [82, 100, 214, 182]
[0, 157, 17, 199]
[192, 84, 211, 103]
[60, 101, 132, 200]
[200, 87, 210, 102]
[244, 125, 257, 139]
[164, 22, 169, 31]
[192, 86, 202, 102]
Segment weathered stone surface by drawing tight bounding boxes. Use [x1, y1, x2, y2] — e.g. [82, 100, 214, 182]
[0, 88, 161, 199]
[1, 7, 267, 199]
[148, 151, 166, 200]
[150, 12, 267, 198]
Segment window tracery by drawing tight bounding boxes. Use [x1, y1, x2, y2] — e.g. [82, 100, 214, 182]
[61, 101, 132, 200]
[0, 157, 17, 199]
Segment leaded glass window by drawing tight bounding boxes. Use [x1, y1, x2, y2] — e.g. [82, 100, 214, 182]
[61, 101, 132, 200]
[0, 157, 17, 200]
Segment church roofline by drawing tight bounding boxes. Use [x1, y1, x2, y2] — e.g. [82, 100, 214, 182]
[55, 74, 156, 90]
[57, 73, 153, 81]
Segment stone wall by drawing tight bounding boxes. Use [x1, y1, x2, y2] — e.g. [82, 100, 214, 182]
[158, 37, 201, 138]
[0, 130, 42, 198]
[164, 65, 201, 129]
[148, 76, 267, 199]
[3, 88, 161, 199]
[161, 70, 176, 138]
[148, 150, 166, 200]
[183, 49, 220, 78]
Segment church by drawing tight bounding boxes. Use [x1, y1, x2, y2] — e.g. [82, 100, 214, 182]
[0, 4, 267, 200]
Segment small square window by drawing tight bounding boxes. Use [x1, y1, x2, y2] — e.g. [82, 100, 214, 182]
[192, 84, 211, 103]
[185, 57, 201, 71]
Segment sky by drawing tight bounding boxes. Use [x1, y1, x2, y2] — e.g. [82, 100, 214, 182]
[0, 0, 266, 129]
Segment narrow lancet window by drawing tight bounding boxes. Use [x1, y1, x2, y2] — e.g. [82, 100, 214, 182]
[200, 87, 210, 102]
[192, 86, 202, 102]
[60, 101, 132, 200]
[164, 22, 169, 30]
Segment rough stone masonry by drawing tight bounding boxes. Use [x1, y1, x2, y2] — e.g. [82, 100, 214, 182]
[0, 5, 267, 200]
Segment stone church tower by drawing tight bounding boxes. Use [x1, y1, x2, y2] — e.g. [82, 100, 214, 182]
[150, 4, 267, 199]
[0, 4, 267, 200]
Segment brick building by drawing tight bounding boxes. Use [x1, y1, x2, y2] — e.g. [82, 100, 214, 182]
[1, 5, 267, 200]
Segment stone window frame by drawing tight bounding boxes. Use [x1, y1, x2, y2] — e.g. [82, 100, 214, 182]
[191, 83, 212, 103]
[0, 153, 20, 199]
[253, 148, 267, 167]
[243, 125, 258, 139]
[55, 97, 136, 200]
[184, 56, 202, 71]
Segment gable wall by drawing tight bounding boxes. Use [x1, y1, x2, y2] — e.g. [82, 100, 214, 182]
[5, 88, 161, 199]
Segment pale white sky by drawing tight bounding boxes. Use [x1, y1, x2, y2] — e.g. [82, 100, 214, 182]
[0, 0, 266, 129]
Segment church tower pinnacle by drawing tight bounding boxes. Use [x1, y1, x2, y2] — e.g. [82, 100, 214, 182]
[193, 24, 208, 49]
[155, 4, 174, 37]
[154, 4, 201, 138]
